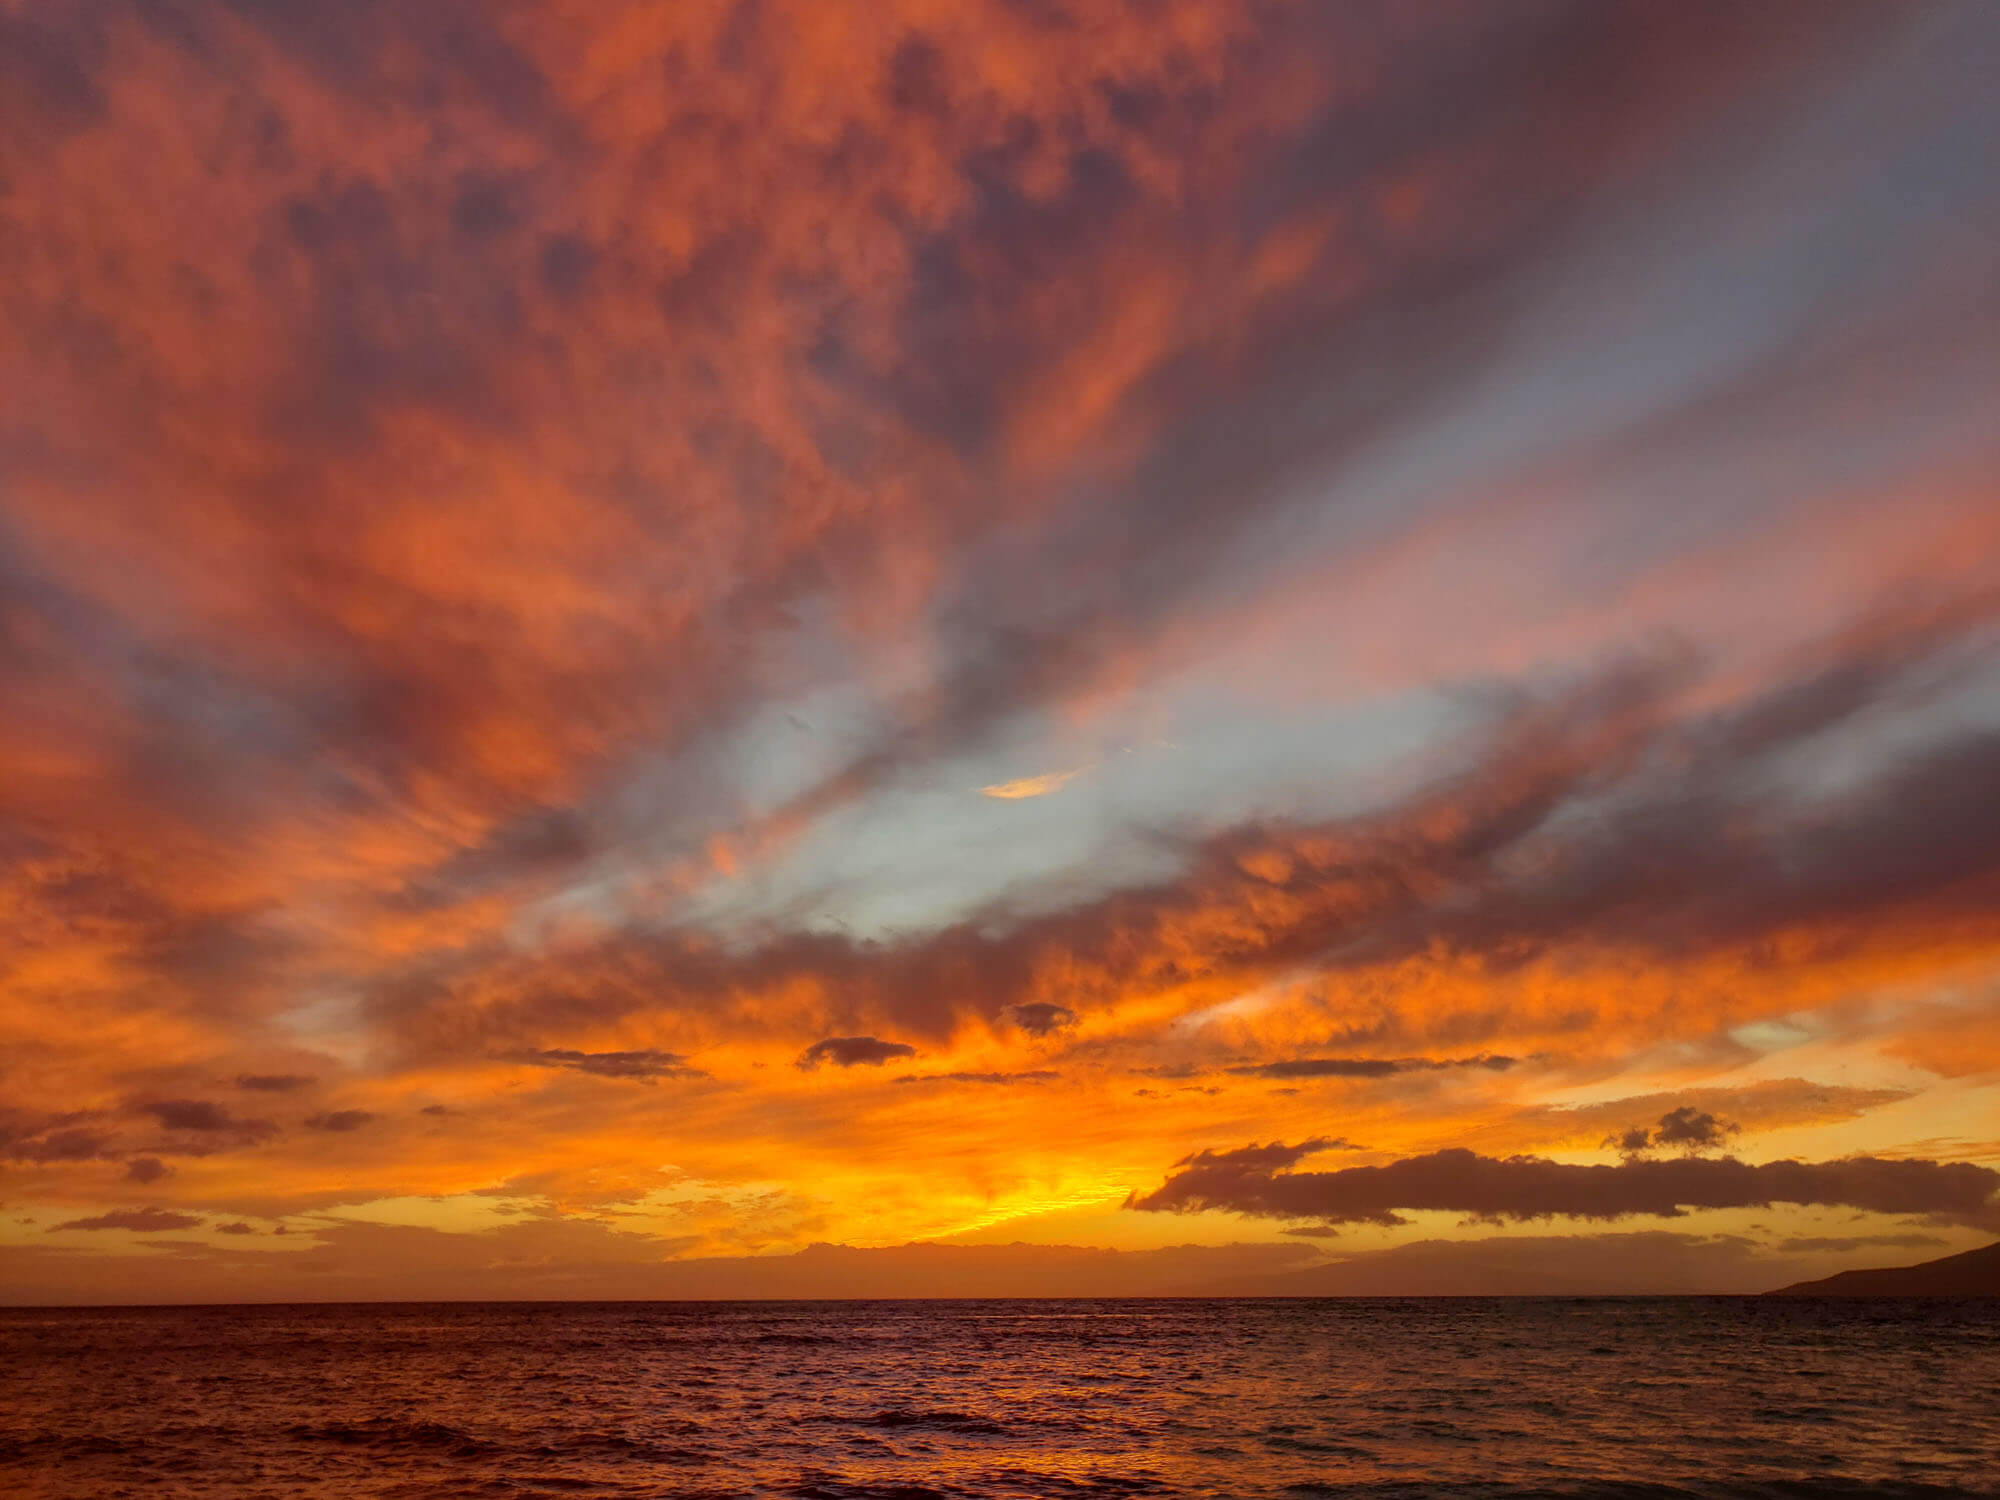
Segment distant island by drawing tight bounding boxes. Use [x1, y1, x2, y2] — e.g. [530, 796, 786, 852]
[1764, 1241, 2000, 1297]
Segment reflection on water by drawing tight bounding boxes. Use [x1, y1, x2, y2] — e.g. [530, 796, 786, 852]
[3, 1297, 1996, 1497]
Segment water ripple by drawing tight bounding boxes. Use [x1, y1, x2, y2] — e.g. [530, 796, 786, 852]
[1, 1299, 1995, 1498]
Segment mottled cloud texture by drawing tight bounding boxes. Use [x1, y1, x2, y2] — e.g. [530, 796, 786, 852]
[3, 0, 1999, 1297]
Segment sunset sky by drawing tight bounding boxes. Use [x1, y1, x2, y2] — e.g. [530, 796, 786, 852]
[3, 0, 1998, 1302]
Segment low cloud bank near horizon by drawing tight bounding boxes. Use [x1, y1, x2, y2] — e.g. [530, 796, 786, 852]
[6, 1220, 1983, 1305]
[1130, 1143, 2000, 1231]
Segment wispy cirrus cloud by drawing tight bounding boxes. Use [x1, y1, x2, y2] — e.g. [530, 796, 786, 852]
[893, 1071, 1059, 1087]
[50, 1207, 203, 1234]
[303, 1111, 376, 1133]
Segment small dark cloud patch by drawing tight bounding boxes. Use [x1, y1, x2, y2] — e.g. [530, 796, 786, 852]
[1655, 1107, 1739, 1151]
[124, 1157, 172, 1184]
[0, 1112, 115, 1163]
[1232, 1058, 1394, 1079]
[892, 1070, 1059, 1086]
[235, 1074, 315, 1093]
[505, 1048, 700, 1081]
[1281, 1224, 1344, 1238]
[51, 1206, 202, 1233]
[1608, 1107, 1741, 1158]
[1227, 1055, 1515, 1080]
[420, 1103, 456, 1116]
[138, 1100, 278, 1148]
[215, 1221, 258, 1235]
[147, 1099, 230, 1130]
[304, 1110, 375, 1132]
[143, 1099, 270, 1133]
[1008, 1002, 1076, 1036]
[797, 1036, 917, 1070]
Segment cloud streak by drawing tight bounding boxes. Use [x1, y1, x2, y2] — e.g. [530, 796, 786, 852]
[504, 1049, 702, 1083]
[980, 769, 1085, 800]
[51, 1207, 203, 1234]
[1228, 1056, 1515, 1081]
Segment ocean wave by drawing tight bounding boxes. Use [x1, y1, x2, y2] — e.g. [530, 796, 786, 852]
[867, 1408, 1012, 1436]
[284, 1417, 503, 1457]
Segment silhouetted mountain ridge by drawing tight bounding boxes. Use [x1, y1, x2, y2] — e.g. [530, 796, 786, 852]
[1763, 1240, 2000, 1297]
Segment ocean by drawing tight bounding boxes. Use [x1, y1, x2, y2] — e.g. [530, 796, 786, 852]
[2, 1298, 1995, 1498]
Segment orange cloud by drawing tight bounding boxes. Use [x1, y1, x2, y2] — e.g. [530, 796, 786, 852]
[980, 768, 1085, 799]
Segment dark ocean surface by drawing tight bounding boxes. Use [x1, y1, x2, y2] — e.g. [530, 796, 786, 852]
[2, 1298, 1996, 1499]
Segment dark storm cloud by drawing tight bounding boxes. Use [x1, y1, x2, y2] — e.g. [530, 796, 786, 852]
[797, 1037, 919, 1070]
[1129, 1144, 2000, 1229]
[303, 1110, 376, 1132]
[503, 1048, 703, 1082]
[1227, 1055, 1515, 1080]
[51, 1206, 203, 1233]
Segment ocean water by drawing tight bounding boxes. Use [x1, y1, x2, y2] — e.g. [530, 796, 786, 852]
[2, 1298, 1996, 1498]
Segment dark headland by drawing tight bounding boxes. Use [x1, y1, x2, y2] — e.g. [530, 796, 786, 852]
[1763, 1240, 2000, 1297]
